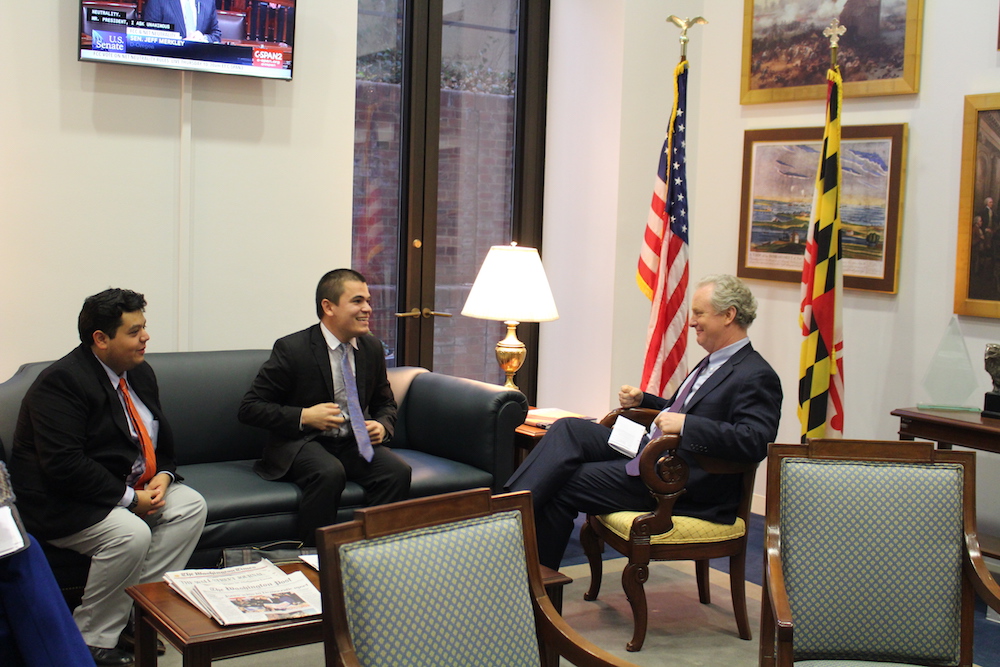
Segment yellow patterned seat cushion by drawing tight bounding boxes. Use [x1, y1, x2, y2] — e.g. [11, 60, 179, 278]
[596, 512, 745, 544]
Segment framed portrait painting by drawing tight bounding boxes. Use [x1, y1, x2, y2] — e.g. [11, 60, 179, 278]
[737, 124, 906, 293]
[954, 94, 1000, 318]
[741, 0, 924, 104]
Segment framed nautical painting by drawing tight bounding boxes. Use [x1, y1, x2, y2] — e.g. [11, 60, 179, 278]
[737, 124, 906, 293]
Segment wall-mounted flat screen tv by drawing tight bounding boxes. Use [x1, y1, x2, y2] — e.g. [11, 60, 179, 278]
[79, 1, 296, 80]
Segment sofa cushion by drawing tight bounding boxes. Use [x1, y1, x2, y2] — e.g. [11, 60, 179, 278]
[179, 448, 495, 566]
[180, 460, 298, 522]
[399, 449, 495, 498]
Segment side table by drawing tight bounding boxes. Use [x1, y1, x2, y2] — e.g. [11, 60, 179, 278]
[127, 563, 323, 667]
[514, 421, 547, 466]
[892, 406, 1000, 557]
[128, 562, 573, 666]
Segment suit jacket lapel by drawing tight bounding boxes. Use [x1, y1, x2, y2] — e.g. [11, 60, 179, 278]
[129, 365, 165, 423]
[79, 346, 133, 442]
[309, 325, 337, 401]
[354, 338, 371, 407]
[682, 343, 753, 413]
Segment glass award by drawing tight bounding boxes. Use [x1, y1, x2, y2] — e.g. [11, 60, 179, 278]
[918, 316, 981, 411]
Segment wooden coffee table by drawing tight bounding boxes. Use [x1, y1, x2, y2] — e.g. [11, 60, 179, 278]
[126, 562, 323, 667]
[127, 561, 572, 667]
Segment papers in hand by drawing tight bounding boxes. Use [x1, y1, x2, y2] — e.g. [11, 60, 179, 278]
[0, 506, 27, 559]
[164, 559, 322, 626]
[0, 462, 28, 559]
[607, 415, 647, 458]
[525, 408, 593, 429]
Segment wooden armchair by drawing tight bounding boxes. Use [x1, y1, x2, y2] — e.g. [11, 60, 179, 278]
[316, 488, 639, 667]
[760, 439, 1000, 667]
[580, 408, 756, 651]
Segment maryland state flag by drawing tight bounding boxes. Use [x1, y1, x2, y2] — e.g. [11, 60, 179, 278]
[798, 66, 845, 440]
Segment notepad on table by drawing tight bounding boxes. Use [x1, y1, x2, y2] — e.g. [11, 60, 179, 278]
[524, 408, 594, 429]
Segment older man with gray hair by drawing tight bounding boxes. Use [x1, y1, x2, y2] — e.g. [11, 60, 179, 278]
[506, 274, 782, 569]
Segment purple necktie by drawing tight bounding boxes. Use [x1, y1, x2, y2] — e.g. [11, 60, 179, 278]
[625, 355, 709, 476]
[667, 354, 710, 414]
[340, 344, 374, 462]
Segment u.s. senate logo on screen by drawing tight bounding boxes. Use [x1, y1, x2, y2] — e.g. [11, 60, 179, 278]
[92, 30, 126, 53]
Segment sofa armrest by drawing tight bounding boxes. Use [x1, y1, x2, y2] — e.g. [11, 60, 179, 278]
[396, 372, 528, 491]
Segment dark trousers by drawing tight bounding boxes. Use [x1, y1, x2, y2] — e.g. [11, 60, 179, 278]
[0, 537, 94, 666]
[505, 418, 653, 569]
[283, 439, 411, 545]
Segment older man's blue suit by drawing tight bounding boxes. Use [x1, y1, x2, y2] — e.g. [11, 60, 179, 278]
[506, 342, 782, 569]
[142, 0, 221, 42]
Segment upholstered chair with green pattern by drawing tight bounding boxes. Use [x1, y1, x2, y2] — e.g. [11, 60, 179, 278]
[580, 407, 757, 652]
[316, 487, 638, 667]
[760, 439, 1000, 667]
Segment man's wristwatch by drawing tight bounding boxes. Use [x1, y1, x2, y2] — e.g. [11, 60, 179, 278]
[127, 494, 139, 511]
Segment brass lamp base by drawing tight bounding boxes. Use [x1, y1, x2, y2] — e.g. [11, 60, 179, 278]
[495, 320, 527, 391]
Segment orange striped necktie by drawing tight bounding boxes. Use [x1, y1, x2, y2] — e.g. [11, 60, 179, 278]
[118, 378, 156, 489]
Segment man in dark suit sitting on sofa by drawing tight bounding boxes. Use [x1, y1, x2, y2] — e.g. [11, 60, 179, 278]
[239, 269, 411, 545]
[506, 274, 782, 569]
[9, 288, 207, 666]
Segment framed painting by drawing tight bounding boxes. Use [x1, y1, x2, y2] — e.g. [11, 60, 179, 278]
[741, 0, 924, 104]
[737, 124, 907, 293]
[954, 94, 1000, 318]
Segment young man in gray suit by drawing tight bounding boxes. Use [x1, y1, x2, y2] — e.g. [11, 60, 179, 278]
[506, 274, 782, 569]
[239, 269, 411, 545]
[10, 289, 207, 666]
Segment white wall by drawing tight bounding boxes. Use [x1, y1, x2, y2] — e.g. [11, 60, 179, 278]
[540, 0, 1000, 527]
[0, 2, 357, 378]
[536, 0, 626, 418]
[4, 1, 1000, 526]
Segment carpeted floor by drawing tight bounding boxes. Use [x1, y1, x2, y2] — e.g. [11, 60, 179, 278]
[151, 511, 1000, 666]
[565, 512, 1000, 667]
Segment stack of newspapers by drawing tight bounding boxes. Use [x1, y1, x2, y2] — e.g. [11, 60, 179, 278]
[164, 559, 322, 626]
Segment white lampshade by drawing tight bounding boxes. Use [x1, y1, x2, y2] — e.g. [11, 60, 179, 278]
[462, 245, 559, 323]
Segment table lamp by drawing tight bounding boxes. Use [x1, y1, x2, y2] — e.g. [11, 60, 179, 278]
[461, 244, 559, 391]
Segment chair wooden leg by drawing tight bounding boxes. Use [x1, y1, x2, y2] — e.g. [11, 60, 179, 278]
[729, 553, 751, 640]
[621, 561, 649, 652]
[695, 559, 711, 604]
[758, 571, 776, 667]
[580, 518, 604, 601]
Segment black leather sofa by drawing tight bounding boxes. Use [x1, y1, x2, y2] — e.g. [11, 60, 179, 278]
[0, 349, 528, 598]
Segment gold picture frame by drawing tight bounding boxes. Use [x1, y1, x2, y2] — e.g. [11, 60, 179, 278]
[954, 93, 1000, 318]
[737, 124, 907, 293]
[741, 0, 924, 105]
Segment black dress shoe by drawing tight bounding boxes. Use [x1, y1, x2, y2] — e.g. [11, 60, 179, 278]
[88, 645, 134, 666]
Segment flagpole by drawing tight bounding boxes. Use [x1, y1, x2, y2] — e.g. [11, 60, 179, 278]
[637, 16, 706, 397]
[667, 15, 707, 62]
[823, 18, 846, 68]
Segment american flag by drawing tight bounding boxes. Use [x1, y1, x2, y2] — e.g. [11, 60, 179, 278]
[638, 60, 690, 397]
[799, 65, 845, 440]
